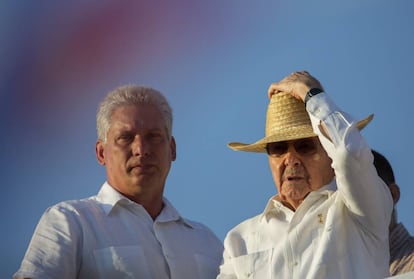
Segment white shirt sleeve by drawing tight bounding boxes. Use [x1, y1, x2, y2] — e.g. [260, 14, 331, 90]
[306, 93, 393, 236]
[13, 205, 81, 279]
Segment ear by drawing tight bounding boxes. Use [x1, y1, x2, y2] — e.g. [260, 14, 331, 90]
[96, 140, 106, 165]
[170, 136, 177, 161]
[389, 183, 400, 204]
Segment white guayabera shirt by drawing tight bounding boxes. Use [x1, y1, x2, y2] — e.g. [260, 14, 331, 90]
[217, 93, 393, 279]
[14, 182, 223, 279]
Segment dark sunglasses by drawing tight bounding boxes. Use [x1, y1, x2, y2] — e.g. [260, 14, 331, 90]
[266, 138, 319, 157]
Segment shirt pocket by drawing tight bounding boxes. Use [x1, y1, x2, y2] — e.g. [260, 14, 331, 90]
[93, 245, 151, 279]
[230, 249, 272, 279]
[195, 253, 221, 279]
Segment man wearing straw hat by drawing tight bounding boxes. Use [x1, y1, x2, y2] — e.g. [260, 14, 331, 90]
[217, 71, 393, 279]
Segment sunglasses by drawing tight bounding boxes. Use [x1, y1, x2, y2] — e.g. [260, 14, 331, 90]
[266, 138, 319, 157]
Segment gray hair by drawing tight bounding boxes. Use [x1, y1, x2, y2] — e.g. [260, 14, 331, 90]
[96, 85, 173, 142]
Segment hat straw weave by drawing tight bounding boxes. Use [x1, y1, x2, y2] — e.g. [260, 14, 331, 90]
[228, 92, 373, 153]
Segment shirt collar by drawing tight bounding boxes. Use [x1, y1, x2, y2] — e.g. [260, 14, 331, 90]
[96, 182, 193, 228]
[156, 198, 194, 228]
[261, 180, 337, 221]
[96, 182, 126, 215]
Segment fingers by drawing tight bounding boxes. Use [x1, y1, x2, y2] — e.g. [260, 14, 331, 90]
[268, 70, 322, 100]
[267, 71, 303, 99]
[267, 82, 285, 99]
[285, 71, 312, 83]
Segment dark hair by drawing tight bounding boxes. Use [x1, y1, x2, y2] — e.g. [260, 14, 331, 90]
[372, 149, 395, 186]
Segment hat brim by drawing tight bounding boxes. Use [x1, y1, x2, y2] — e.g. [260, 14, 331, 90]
[228, 114, 374, 153]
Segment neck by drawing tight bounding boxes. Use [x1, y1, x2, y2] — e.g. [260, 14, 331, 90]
[117, 189, 164, 220]
[389, 209, 398, 232]
[132, 196, 164, 220]
[275, 195, 304, 211]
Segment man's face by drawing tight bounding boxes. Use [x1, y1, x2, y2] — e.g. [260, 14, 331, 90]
[267, 137, 334, 210]
[96, 104, 176, 202]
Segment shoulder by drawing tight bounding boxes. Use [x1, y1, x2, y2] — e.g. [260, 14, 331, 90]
[181, 218, 222, 245]
[39, 195, 102, 224]
[183, 218, 220, 238]
[48, 195, 99, 211]
[175, 218, 224, 257]
[224, 214, 262, 241]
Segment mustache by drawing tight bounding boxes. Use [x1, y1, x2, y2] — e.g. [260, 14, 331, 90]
[282, 167, 306, 180]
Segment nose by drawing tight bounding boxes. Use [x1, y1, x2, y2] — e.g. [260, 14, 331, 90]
[283, 146, 301, 166]
[131, 136, 149, 157]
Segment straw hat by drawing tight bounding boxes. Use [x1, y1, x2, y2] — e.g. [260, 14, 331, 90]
[228, 92, 373, 153]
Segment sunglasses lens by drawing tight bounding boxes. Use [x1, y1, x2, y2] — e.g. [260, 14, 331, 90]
[266, 142, 288, 156]
[266, 138, 317, 157]
[294, 139, 317, 155]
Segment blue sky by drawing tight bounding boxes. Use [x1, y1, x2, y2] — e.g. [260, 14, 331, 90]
[1, 1, 413, 277]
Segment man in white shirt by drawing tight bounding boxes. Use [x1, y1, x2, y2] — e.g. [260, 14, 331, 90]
[14, 85, 223, 279]
[217, 71, 393, 279]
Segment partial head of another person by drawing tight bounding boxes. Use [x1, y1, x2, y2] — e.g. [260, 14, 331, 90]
[372, 149, 400, 205]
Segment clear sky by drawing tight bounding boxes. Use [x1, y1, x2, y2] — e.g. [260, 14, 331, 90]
[1, 1, 413, 277]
